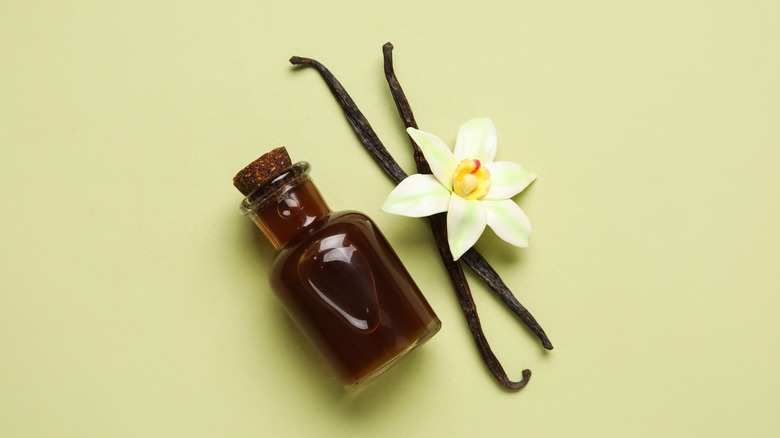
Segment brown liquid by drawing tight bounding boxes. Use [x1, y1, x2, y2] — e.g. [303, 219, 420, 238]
[256, 178, 440, 390]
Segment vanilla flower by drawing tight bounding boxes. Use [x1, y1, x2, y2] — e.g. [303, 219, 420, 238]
[381, 118, 536, 260]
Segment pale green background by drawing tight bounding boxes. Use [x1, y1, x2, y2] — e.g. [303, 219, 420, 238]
[2, 0, 779, 436]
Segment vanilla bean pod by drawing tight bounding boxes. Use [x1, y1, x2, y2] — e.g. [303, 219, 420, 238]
[382, 43, 553, 351]
[461, 250, 552, 349]
[290, 53, 531, 390]
[428, 211, 531, 391]
[290, 56, 407, 184]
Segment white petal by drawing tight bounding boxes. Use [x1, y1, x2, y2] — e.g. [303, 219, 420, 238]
[406, 127, 457, 189]
[483, 200, 532, 248]
[381, 174, 451, 218]
[447, 194, 487, 260]
[454, 118, 497, 163]
[483, 161, 537, 200]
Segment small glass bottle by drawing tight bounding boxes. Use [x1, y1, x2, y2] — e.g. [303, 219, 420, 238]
[235, 149, 441, 391]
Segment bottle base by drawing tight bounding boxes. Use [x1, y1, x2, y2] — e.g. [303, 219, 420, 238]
[342, 317, 442, 392]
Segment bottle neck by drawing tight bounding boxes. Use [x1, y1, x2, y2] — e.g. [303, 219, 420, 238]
[241, 163, 330, 249]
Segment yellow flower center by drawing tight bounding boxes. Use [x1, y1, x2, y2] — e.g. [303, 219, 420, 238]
[453, 159, 491, 200]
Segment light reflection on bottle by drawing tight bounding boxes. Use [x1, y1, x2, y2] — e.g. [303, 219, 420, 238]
[300, 233, 380, 333]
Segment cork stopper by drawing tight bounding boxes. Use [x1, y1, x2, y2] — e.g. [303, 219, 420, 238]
[233, 147, 293, 196]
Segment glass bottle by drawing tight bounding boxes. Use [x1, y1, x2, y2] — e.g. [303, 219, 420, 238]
[238, 161, 441, 391]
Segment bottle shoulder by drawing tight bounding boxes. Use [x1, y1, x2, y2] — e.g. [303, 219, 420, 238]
[270, 210, 381, 265]
[328, 210, 374, 224]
